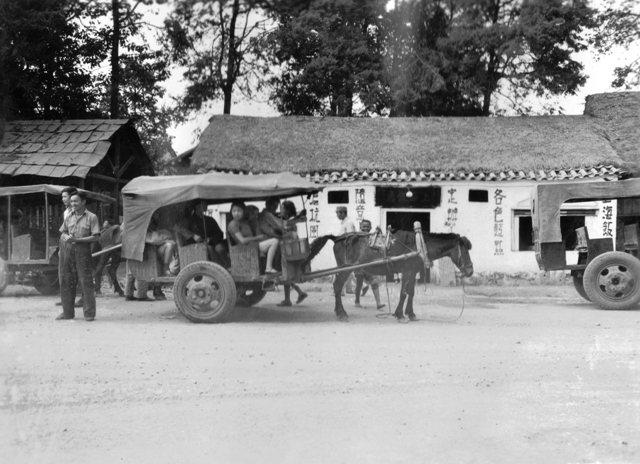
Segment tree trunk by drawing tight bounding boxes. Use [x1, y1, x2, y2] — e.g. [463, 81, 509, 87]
[110, 0, 120, 119]
[223, 0, 240, 115]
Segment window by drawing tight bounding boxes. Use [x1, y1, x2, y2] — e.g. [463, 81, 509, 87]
[375, 186, 441, 209]
[327, 190, 349, 204]
[513, 209, 596, 251]
[469, 189, 488, 202]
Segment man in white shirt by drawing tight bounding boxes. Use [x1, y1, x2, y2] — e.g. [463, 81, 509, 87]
[336, 206, 356, 235]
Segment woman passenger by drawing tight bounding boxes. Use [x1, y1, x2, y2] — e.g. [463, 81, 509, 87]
[227, 201, 279, 274]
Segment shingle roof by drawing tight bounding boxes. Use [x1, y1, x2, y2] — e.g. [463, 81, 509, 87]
[192, 114, 629, 183]
[0, 119, 133, 178]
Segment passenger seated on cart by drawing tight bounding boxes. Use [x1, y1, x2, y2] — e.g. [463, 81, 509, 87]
[174, 200, 230, 268]
[245, 205, 260, 235]
[258, 198, 291, 240]
[145, 220, 177, 276]
[228, 201, 279, 274]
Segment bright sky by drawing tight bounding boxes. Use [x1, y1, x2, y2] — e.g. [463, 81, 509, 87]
[145, 1, 639, 155]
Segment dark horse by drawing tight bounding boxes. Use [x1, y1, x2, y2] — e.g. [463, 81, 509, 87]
[303, 230, 473, 321]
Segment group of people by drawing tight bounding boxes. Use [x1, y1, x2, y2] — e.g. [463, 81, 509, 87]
[53, 188, 385, 321]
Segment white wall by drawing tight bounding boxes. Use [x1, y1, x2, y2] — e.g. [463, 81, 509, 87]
[304, 181, 615, 275]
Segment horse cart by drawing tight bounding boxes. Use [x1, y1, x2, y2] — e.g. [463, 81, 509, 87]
[0, 184, 115, 295]
[120, 172, 440, 323]
[531, 178, 640, 310]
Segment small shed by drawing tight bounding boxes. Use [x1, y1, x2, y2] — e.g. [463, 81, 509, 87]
[0, 119, 153, 216]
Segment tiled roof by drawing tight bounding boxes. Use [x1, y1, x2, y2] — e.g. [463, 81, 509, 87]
[305, 165, 625, 183]
[0, 119, 132, 178]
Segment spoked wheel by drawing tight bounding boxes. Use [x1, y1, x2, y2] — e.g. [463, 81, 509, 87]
[572, 275, 591, 302]
[583, 252, 640, 310]
[33, 272, 60, 295]
[173, 261, 237, 323]
[236, 286, 267, 307]
[0, 258, 8, 294]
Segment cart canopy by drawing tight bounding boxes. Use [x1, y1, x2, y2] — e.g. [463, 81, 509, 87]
[0, 184, 116, 203]
[122, 172, 323, 261]
[531, 178, 640, 243]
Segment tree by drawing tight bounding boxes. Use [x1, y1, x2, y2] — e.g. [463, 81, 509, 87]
[0, 0, 107, 122]
[162, 0, 272, 117]
[386, 0, 484, 116]
[266, 0, 388, 117]
[441, 0, 596, 115]
[594, 0, 640, 89]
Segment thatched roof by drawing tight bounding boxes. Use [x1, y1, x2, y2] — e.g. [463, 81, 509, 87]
[192, 114, 627, 182]
[584, 92, 640, 174]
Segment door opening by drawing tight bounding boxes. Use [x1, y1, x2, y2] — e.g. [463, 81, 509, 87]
[384, 211, 431, 283]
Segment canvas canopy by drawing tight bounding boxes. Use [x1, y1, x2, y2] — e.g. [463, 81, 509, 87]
[0, 184, 115, 203]
[531, 178, 640, 243]
[121, 172, 323, 261]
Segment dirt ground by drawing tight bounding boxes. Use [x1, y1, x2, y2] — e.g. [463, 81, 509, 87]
[1, 282, 639, 464]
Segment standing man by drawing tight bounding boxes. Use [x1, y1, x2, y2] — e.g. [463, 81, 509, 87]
[354, 219, 386, 310]
[56, 191, 100, 321]
[335, 206, 356, 293]
[55, 187, 77, 307]
[336, 206, 356, 235]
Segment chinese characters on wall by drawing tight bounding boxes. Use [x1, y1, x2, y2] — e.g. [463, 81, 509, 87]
[602, 200, 613, 238]
[494, 189, 505, 255]
[444, 188, 458, 231]
[355, 188, 365, 222]
[308, 193, 320, 238]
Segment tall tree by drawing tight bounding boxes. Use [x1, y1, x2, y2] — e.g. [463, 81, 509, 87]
[162, 0, 272, 117]
[442, 0, 596, 115]
[0, 0, 106, 121]
[593, 0, 640, 89]
[266, 0, 388, 117]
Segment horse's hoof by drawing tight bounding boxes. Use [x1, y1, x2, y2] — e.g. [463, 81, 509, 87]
[354, 302, 362, 308]
[337, 313, 350, 322]
[408, 315, 418, 322]
[395, 315, 407, 323]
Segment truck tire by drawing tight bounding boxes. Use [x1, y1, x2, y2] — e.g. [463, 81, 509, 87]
[173, 261, 237, 323]
[572, 275, 591, 302]
[583, 251, 640, 310]
[0, 258, 7, 294]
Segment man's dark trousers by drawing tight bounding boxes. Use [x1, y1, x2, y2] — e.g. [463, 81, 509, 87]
[60, 242, 96, 318]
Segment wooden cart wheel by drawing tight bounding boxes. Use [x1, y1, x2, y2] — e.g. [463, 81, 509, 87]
[0, 258, 8, 294]
[236, 287, 267, 307]
[173, 261, 237, 323]
[572, 275, 591, 302]
[583, 251, 640, 310]
[33, 271, 60, 295]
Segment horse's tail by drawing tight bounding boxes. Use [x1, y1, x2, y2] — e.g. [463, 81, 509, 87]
[302, 234, 337, 268]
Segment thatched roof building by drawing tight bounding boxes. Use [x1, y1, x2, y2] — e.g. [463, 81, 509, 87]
[191, 92, 640, 183]
[584, 92, 640, 174]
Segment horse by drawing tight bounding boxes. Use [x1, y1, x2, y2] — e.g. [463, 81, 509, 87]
[302, 230, 473, 322]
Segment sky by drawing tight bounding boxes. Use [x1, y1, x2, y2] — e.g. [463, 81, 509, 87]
[145, 1, 640, 155]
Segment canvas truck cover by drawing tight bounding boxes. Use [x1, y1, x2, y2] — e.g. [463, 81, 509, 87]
[121, 172, 323, 261]
[0, 184, 116, 203]
[531, 178, 640, 243]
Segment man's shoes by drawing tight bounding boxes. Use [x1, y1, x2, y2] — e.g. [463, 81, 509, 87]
[85, 317, 95, 322]
[296, 292, 308, 304]
[153, 292, 167, 301]
[277, 300, 292, 307]
[55, 313, 73, 320]
[125, 295, 137, 301]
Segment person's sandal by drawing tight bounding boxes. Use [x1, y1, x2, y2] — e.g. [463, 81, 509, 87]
[277, 300, 292, 307]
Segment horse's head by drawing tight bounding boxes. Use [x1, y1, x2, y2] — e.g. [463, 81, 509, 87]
[450, 235, 474, 277]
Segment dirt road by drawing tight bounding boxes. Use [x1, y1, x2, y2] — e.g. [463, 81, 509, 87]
[1, 284, 639, 464]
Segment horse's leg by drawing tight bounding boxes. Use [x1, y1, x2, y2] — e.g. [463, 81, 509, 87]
[405, 272, 418, 321]
[394, 274, 409, 321]
[333, 270, 350, 321]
